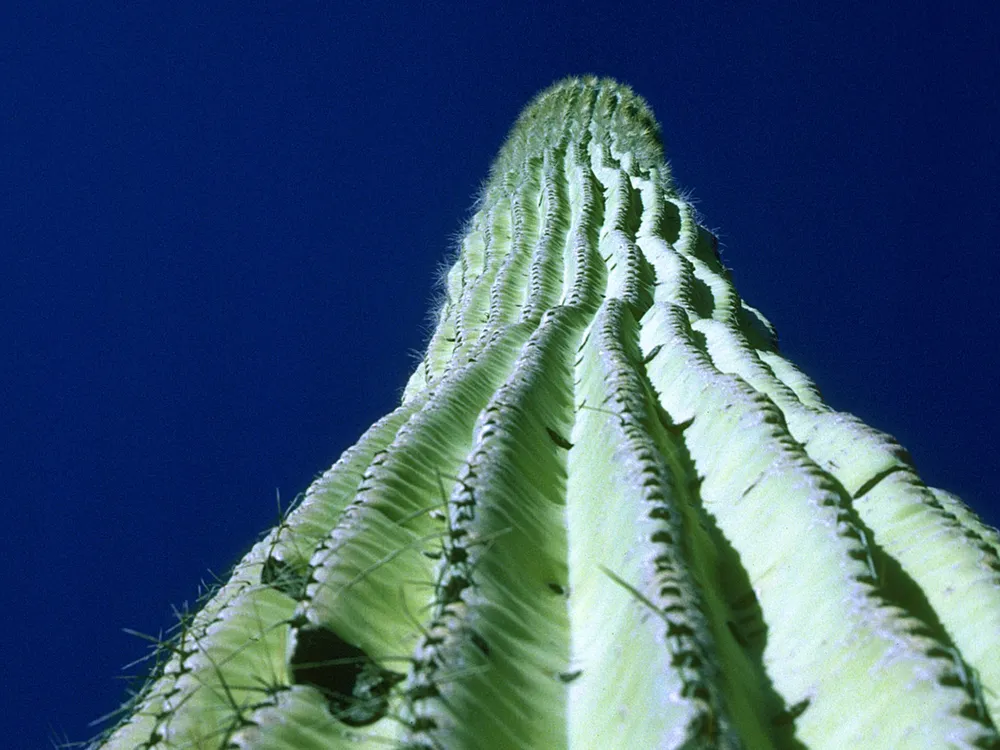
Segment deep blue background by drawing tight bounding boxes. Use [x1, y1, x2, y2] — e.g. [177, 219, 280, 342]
[4, 3, 997, 747]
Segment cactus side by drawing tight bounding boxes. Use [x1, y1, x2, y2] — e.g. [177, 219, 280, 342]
[91, 77, 1000, 750]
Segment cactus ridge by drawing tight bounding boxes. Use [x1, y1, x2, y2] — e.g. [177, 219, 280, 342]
[92, 76, 1000, 750]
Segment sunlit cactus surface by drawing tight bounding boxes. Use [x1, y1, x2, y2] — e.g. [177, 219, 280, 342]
[94, 76, 1000, 750]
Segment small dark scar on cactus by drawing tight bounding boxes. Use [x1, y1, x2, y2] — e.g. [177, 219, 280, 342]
[687, 474, 705, 495]
[547, 582, 566, 596]
[740, 477, 761, 499]
[558, 670, 583, 683]
[772, 698, 810, 726]
[661, 415, 695, 437]
[546, 427, 573, 449]
[641, 344, 663, 364]
[469, 629, 491, 657]
[726, 619, 749, 648]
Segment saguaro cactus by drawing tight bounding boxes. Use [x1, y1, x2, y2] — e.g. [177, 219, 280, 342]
[95, 77, 1000, 749]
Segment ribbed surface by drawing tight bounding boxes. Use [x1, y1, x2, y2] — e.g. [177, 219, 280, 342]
[96, 76, 1000, 750]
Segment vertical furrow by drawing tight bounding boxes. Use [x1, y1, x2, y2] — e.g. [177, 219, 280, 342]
[854, 472, 1000, 721]
[428, 229, 473, 371]
[653, 198, 724, 322]
[694, 302, 1000, 724]
[403, 306, 586, 750]
[160, 585, 297, 748]
[641, 234, 700, 311]
[736, 301, 781, 355]
[482, 160, 544, 332]
[557, 141, 584, 306]
[638, 300, 998, 747]
[565, 299, 753, 749]
[633, 170, 669, 240]
[633, 166, 801, 747]
[460, 215, 488, 284]
[102, 533, 280, 749]
[456, 211, 493, 330]
[690, 318, 805, 413]
[286, 323, 533, 734]
[401, 357, 430, 405]
[631, 174, 703, 315]
[589, 168, 650, 312]
[454, 201, 511, 357]
[755, 350, 823, 407]
[421, 246, 467, 384]
[667, 196, 699, 260]
[562, 161, 606, 313]
[261, 401, 425, 598]
[601, 228, 654, 315]
[687, 254, 737, 322]
[416, 299, 455, 390]
[521, 144, 571, 322]
[236, 686, 369, 749]
[930, 488, 1000, 563]
[105, 402, 426, 749]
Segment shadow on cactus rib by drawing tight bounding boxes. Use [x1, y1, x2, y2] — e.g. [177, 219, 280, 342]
[261, 556, 311, 600]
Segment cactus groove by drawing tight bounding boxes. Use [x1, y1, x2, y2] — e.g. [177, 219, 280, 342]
[93, 77, 1000, 749]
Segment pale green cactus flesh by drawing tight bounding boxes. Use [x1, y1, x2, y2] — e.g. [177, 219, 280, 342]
[94, 77, 1000, 750]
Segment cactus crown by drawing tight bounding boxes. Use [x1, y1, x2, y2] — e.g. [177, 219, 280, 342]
[489, 76, 667, 189]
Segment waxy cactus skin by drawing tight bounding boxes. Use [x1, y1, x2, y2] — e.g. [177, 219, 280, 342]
[94, 77, 1000, 750]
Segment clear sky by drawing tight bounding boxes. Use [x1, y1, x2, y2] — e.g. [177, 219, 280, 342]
[4, 2, 998, 747]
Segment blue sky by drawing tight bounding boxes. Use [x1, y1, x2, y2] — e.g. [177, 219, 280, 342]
[3, 3, 997, 746]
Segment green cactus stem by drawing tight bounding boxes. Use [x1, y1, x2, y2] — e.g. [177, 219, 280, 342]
[92, 76, 1000, 750]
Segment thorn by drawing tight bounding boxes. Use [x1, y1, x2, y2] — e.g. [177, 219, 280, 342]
[641, 344, 663, 365]
[546, 427, 573, 450]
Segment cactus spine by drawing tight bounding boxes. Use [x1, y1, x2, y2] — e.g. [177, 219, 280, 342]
[94, 77, 1000, 750]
